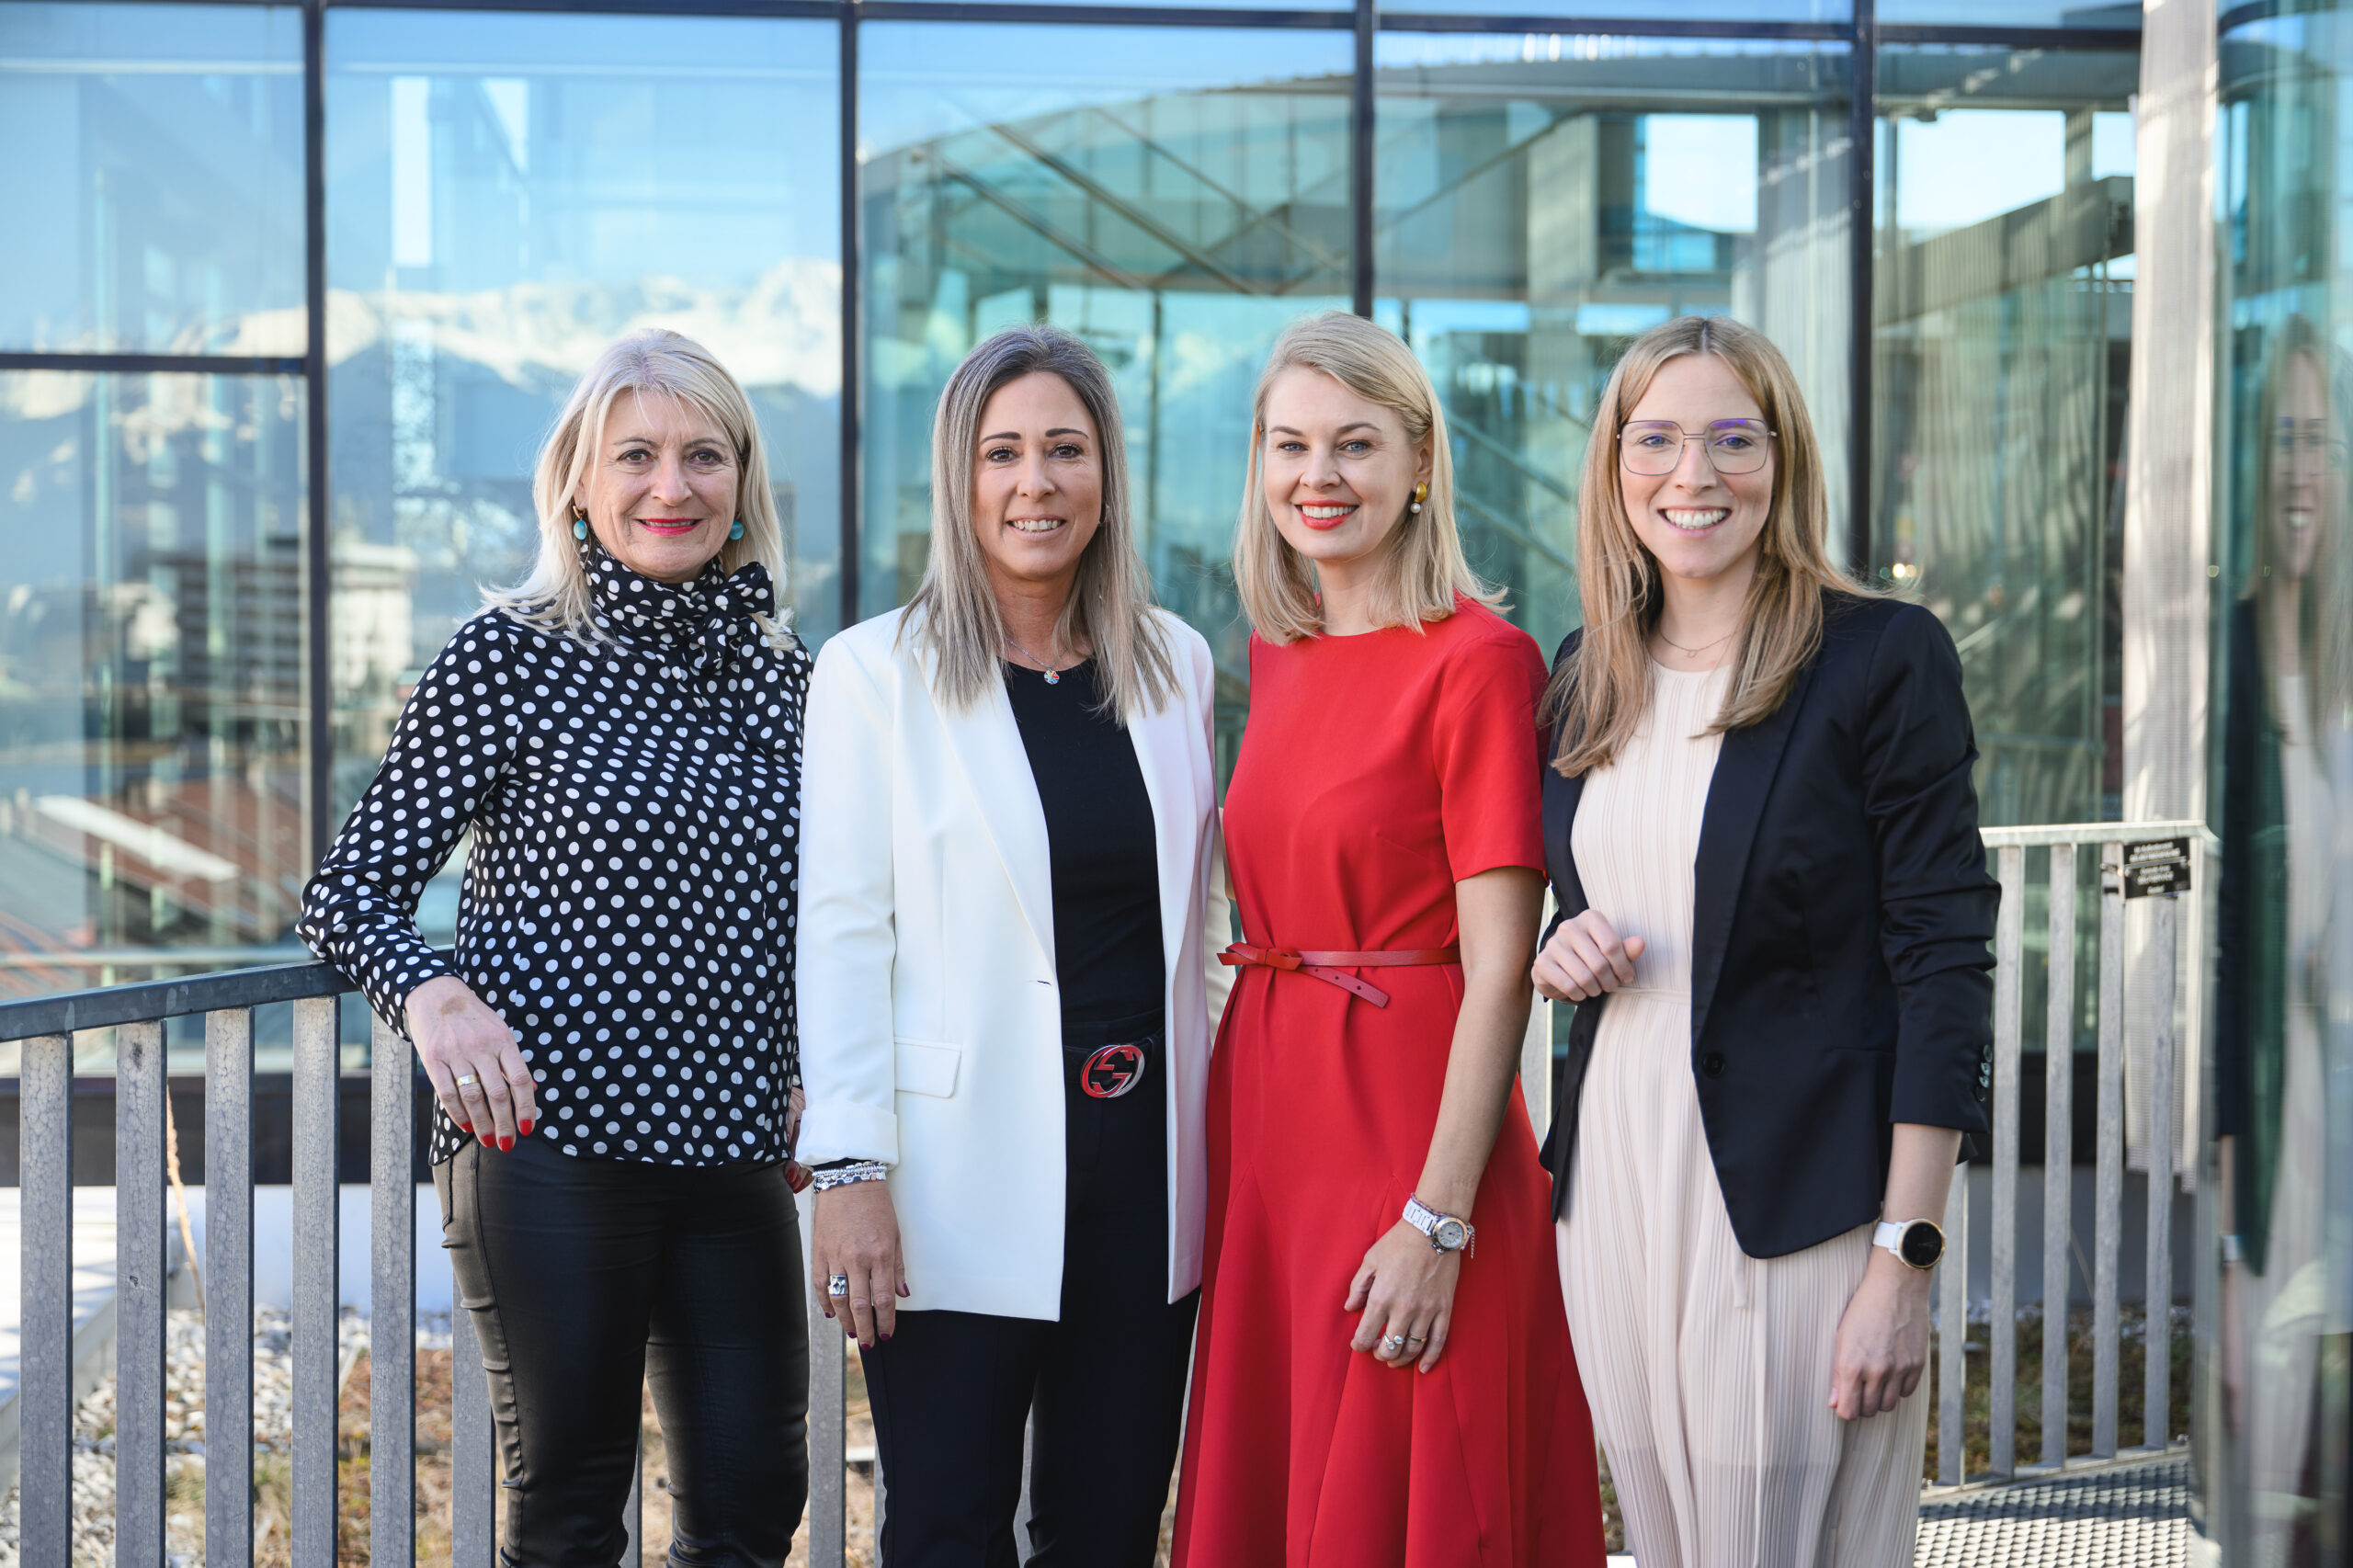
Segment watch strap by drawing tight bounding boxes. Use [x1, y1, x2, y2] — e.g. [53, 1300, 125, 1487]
[1403, 1194, 1476, 1256]
[1874, 1218, 1943, 1269]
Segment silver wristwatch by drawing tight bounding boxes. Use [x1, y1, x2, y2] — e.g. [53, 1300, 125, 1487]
[1403, 1194, 1475, 1257]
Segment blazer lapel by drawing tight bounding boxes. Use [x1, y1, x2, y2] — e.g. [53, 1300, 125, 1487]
[1123, 691, 1199, 990]
[931, 670, 1058, 972]
[1688, 666, 1814, 1046]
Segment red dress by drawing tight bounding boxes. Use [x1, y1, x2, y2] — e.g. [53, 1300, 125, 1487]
[1174, 599, 1606, 1568]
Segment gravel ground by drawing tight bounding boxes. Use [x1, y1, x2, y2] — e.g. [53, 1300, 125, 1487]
[0, 1307, 373, 1568]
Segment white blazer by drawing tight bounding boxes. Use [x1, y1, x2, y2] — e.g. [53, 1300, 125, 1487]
[795, 607, 1232, 1320]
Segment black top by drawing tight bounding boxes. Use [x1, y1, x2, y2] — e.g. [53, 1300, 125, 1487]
[1540, 595, 1997, 1258]
[299, 542, 811, 1166]
[1004, 660, 1165, 1028]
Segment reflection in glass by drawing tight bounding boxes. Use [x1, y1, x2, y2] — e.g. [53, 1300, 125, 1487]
[1382, 0, 1848, 20]
[859, 22, 1353, 764]
[2214, 9, 2353, 1554]
[0, 372, 308, 997]
[1876, 1, 2139, 26]
[325, 9, 842, 841]
[1871, 46, 2140, 828]
[0, 3, 305, 356]
[1376, 32, 1852, 661]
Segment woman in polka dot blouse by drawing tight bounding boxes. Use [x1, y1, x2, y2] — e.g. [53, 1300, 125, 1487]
[299, 329, 812, 1567]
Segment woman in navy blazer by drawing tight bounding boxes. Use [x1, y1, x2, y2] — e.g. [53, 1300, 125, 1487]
[1532, 316, 1995, 1565]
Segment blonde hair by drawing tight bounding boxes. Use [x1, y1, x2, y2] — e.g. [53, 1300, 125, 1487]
[489, 329, 793, 648]
[1547, 315, 1859, 777]
[903, 324, 1176, 720]
[1233, 312, 1501, 642]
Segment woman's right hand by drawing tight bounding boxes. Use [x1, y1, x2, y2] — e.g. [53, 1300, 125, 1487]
[1530, 910, 1646, 1002]
[406, 975, 538, 1150]
[813, 1181, 909, 1349]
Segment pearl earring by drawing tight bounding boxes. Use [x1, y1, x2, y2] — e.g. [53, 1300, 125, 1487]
[729, 518, 745, 540]
[1410, 482, 1428, 515]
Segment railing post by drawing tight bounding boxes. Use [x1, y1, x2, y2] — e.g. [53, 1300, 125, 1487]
[1988, 846, 2025, 1477]
[2094, 843, 2126, 1458]
[115, 1018, 167, 1566]
[453, 1300, 497, 1563]
[2040, 843, 2077, 1469]
[2143, 893, 2177, 1450]
[807, 1187, 848, 1565]
[1937, 1165, 1970, 1484]
[208, 1006, 257, 1568]
[291, 994, 341, 1562]
[17, 1034, 73, 1566]
[371, 1008, 416, 1565]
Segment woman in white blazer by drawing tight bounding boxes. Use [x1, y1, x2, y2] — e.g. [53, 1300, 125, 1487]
[797, 324, 1229, 1568]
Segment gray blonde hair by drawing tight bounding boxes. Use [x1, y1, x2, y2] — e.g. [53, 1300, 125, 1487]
[904, 324, 1176, 719]
[1233, 311, 1500, 642]
[488, 328, 793, 648]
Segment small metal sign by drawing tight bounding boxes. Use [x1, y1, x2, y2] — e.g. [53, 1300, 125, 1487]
[2122, 837, 2192, 899]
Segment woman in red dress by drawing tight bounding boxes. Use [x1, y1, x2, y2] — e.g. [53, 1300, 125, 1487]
[1173, 312, 1605, 1568]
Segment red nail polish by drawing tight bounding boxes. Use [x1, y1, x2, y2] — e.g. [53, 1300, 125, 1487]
[519, 1119, 534, 1137]
[460, 1122, 472, 1134]
[881, 1333, 892, 1343]
[500, 1135, 515, 1152]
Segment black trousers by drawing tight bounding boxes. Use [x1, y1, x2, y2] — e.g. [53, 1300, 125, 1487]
[863, 1013, 1199, 1568]
[437, 1135, 810, 1568]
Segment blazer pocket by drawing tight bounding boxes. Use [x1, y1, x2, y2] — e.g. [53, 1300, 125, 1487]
[894, 1039, 962, 1099]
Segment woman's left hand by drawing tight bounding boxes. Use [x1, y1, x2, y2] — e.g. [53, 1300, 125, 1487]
[1347, 1221, 1461, 1373]
[1829, 1250, 1934, 1419]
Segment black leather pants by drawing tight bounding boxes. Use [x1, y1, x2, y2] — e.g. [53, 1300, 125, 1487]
[437, 1135, 810, 1568]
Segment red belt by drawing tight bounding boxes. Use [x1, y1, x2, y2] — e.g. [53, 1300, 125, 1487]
[1218, 942, 1461, 1008]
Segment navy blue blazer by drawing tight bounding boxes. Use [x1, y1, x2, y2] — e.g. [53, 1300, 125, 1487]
[1540, 594, 1997, 1259]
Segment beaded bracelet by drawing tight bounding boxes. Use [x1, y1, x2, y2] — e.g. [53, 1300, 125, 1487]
[810, 1160, 889, 1193]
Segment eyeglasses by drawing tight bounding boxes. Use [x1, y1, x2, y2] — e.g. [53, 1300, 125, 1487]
[1619, 418, 1777, 476]
[2274, 419, 2348, 474]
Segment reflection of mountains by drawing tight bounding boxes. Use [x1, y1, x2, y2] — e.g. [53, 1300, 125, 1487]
[323, 255, 844, 396]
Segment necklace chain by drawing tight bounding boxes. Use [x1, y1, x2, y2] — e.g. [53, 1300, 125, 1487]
[1654, 625, 1736, 657]
[1004, 632, 1071, 685]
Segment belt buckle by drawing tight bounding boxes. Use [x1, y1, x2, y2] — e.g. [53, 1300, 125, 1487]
[1081, 1041, 1147, 1099]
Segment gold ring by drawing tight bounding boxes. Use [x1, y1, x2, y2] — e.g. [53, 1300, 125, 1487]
[455, 1074, 478, 1087]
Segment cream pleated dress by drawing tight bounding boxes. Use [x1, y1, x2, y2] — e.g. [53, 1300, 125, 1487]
[1557, 661, 1927, 1568]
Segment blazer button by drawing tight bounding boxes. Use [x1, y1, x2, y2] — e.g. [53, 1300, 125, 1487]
[1699, 1051, 1727, 1080]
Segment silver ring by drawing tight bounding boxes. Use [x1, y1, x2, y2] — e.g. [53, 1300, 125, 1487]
[1405, 1335, 1427, 1346]
[828, 1274, 851, 1298]
[455, 1073, 478, 1087]
[1381, 1334, 1407, 1353]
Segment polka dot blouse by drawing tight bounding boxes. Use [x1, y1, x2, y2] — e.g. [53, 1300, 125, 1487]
[299, 542, 811, 1166]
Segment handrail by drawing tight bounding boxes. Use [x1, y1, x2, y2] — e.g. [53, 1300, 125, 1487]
[3, 959, 856, 1567]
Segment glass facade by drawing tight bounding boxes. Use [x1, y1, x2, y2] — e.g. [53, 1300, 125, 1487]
[0, 3, 307, 357]
[1, 1, 2144, 995]
[1871, 44, 2140, 830]
[0, 371, 309, 994]
[2210, 6, 2353, 1558]
[1376, 31, 1851, 665]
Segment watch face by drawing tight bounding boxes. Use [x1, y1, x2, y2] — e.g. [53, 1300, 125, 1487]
[1433, 1218, 1469, 1252]
[1898, 1221, 1945, 1270]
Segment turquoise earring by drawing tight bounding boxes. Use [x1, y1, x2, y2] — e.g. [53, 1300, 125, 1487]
[729, 518, 745, 540]
[574, 517, 588, 541]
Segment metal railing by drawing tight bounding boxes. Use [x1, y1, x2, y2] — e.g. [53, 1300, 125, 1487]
[1938, 819, 2207, 1484]
[3, 822, 2202, 1559]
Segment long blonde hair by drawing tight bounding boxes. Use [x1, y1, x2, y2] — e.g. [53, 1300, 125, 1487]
[490, 329, 792, 647]
[1547, 315, 1857, 777]
[1233, 312, 1501, 642]
[903, 324, 1176, 720]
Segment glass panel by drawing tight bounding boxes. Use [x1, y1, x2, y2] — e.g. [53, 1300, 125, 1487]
[1383, 2, 1847, 21]
[0, 371, 308, 1001]
[2211, 7, 2353, 1559]
[1870, 45, 2140, 829]
[1877, 1, 2139, 27]
[1377, 33, 1854, 662]
[0, 3, 306, 356]
[325, 10, 842, 869]
[860, 21, 1353, 767]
